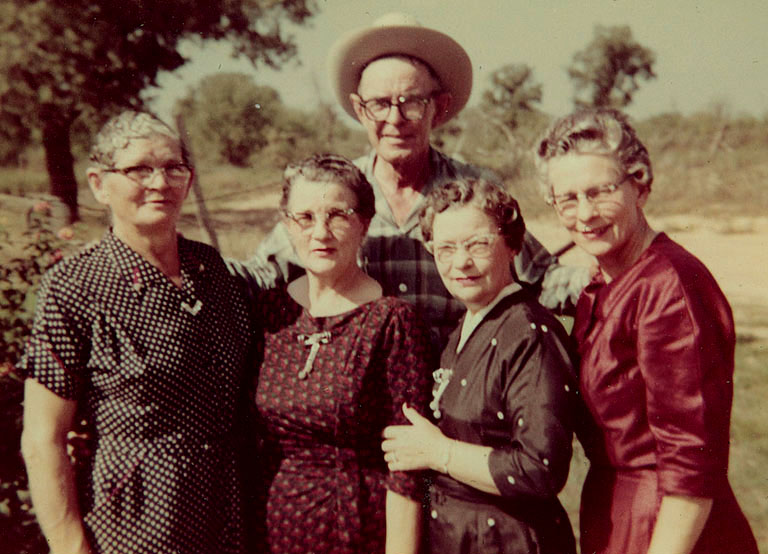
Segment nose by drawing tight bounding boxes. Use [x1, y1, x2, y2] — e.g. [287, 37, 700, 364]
[452, 247, 474, 269]
[575, 195, 598, 222]
[309, 215, 332, 239]
[384, 102, 405, 125]
[144, 168, 171, 190]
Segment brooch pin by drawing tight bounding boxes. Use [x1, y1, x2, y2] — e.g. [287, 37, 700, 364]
[297, 331, 332, 379]
[430, 368, 453, 419]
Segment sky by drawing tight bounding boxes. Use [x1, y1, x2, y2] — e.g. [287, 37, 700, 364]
[149, 0, 768, 125]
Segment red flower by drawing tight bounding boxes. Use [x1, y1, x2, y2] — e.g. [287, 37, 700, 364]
[57, 227, 74, 240]
[33, 201, 52, 214]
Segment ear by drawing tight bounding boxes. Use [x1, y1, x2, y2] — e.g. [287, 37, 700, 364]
[432, 91, 453, 127]
[87, 167, 110, 205]
[636, 184, 651, 209]
[350, 93, 366, 124]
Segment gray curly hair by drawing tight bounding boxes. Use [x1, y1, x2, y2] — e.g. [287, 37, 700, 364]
[89, 110, 188, 168]
[534, 108, 653, 198]
[419, 178, 525, 253]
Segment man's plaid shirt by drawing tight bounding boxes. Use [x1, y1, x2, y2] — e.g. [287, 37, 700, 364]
[236, 148, 574, 347]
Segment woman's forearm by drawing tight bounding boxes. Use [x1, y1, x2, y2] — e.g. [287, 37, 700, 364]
[385, 490, 421, 554]
[23, 438, 91, 554]
[646, 495, 713, 554]
[437, 437, 501, 495]
[21, 380, 91, 554]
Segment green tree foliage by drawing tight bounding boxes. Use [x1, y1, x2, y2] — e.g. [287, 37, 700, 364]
[177, 73, 283, 166]
[568, 25, 656, 109]
[482, 64, 543, 130]
[0, 0, 316, 221]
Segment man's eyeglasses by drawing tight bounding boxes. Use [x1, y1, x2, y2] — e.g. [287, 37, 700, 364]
[283, 207, 357, 234]
[546, 178, 627, 219]
[104, 163, 192, 187]
[425, 234, 500, 264]
[355, 94, 436, 122]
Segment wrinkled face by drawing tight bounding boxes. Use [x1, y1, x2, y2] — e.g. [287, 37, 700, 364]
[431, 204, 516, 315]
[547, 153, 648, 269]
[352, 57, 447, 167]
[87, 135, 190, 240]
[283, 177, 367, 278]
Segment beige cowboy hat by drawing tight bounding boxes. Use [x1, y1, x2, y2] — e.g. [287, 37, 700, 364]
[327, 12, 473, 126]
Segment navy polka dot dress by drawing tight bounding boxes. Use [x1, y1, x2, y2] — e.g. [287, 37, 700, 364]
[20, 231, 254, 554]
[250, 288, 432, 554]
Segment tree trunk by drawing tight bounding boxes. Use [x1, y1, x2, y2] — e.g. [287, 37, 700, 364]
[42, 115, 79, 222]
[175, 114, 220, 251]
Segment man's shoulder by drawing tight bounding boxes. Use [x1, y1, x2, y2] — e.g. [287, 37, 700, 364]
[430, 148, 501, 184]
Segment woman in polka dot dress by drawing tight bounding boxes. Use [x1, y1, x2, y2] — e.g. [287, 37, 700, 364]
[248, 154, 431, 554]
[20, 111, 254, 554]
[381, 179, 578, 554]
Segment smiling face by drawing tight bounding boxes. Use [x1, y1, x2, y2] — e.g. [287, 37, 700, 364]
[431, 204, 517, 315]
[283, 177, 367, 279]
[547, 153, 649, 275]
[87, 134, 190, 243]
[352, 56, 449, 167]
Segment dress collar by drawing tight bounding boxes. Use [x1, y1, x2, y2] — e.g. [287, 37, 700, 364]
[457, 282, 522, 353]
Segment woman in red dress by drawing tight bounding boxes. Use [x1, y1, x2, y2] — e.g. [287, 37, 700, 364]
[535, 108, 758, 554]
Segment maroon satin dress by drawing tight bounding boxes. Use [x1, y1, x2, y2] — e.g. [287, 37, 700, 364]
[573, 233, 757, 554]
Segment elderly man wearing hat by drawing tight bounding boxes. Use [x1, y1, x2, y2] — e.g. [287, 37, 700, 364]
[241, 13, 587, 346]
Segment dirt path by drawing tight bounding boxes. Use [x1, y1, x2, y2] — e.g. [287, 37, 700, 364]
[527, 216, 768, 335]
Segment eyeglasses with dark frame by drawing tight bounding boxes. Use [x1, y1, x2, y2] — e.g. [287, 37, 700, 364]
[103, 163, 192, 187]
[546, 178, 628, 219]
[425, 233, 500, 264]
[355, 93, 437, 122]
[283, 207, 358, 234]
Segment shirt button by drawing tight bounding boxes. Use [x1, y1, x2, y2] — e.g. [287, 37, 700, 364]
[487, 517, 496, 527]
[398, 283, 408, 293]
[490, 338, 497, 346]
[564, 384, 570, 392]
[460, 378, 467, 387]
[543, 457, 550, 466]
[507, 475, 516, 485]
[518, 417, 524, 427]
[431, 510, 438, 519]
[541, 324, 548, 332]
[496, 411, 504, 420]
[530, 323, 537, 330]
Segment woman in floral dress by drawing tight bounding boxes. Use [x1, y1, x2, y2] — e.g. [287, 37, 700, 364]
[250, 154, 431, 554]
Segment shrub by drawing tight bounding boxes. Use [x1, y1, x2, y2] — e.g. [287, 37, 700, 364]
[0, 202, 82, 554]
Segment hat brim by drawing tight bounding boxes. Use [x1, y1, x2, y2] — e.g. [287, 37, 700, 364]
[327, 25, 473, 126]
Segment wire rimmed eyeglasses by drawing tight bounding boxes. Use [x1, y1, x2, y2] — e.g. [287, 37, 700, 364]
[546, 178, 628, 218]
[355, 93, 437, 122]
[283, 207, 358, 234]
[103, 163, 192, 187]
[425, 234, 500, 264]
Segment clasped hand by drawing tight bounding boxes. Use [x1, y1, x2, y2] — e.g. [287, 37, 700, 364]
[381, 403, 448, 472]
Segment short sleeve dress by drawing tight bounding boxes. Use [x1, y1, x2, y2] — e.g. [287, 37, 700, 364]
[19, 232, 254, 554]
[427, 286, 578, 554]
[573, 233, 758, 554]
[250, 288, 433, 554]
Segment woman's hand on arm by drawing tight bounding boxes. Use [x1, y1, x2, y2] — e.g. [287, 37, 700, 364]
[646, 495, 713, 554]
[382, 403, 500, 495]
[21, 379, 93, 554]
